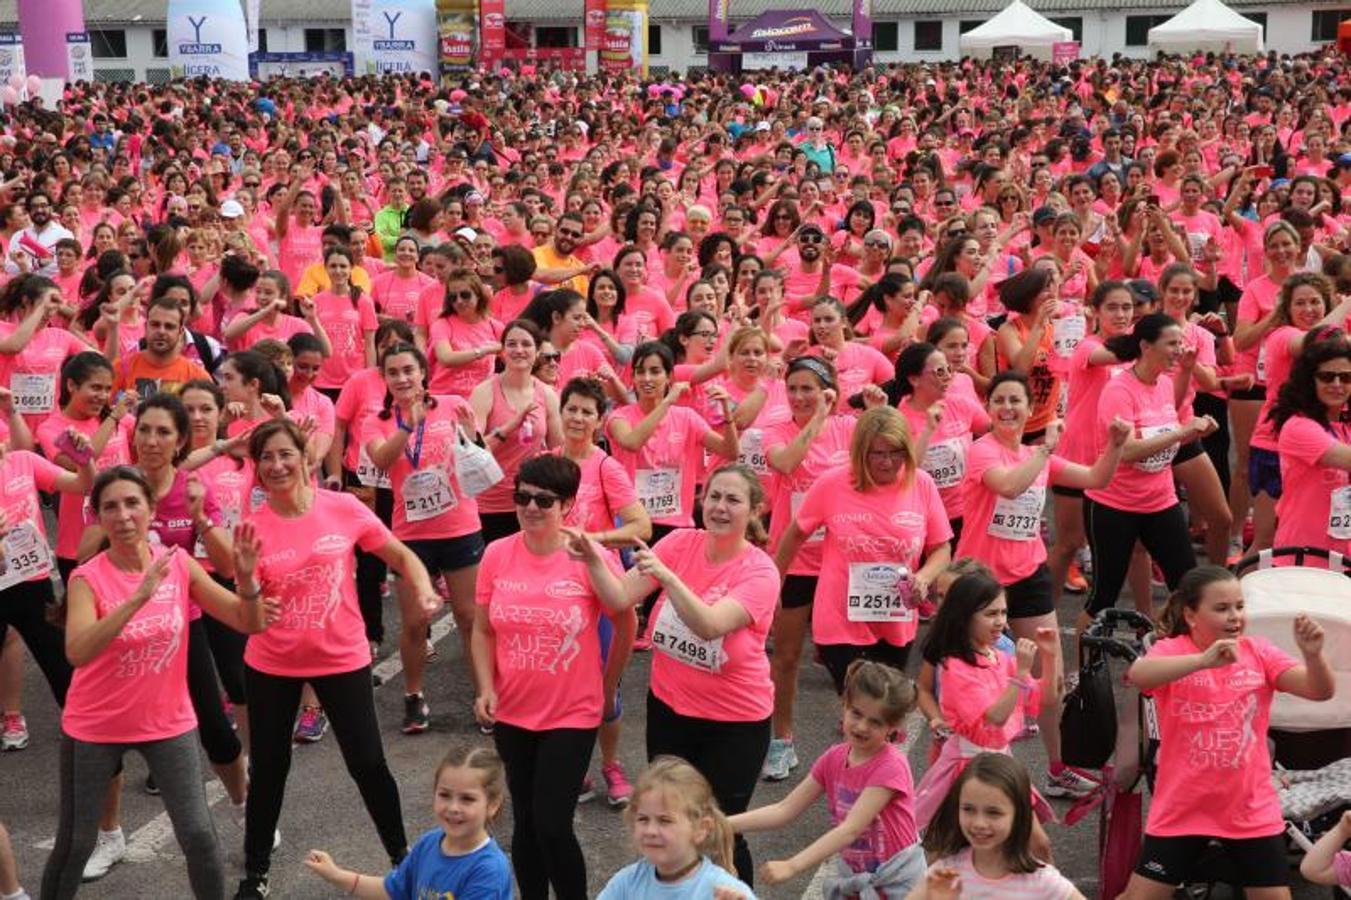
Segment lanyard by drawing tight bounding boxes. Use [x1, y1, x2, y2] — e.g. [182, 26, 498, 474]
[396, 406, 426, 469]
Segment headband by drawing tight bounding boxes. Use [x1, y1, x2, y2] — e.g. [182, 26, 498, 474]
[787, 355, 836, 391]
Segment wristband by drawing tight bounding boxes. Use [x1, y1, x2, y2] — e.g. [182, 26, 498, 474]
[350, 873, 360, 895]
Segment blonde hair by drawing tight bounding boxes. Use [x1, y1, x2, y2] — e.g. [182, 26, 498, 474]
[435, 745, 508, 822]
[849, 406, 917, 491]
[627, 757, 736, 873]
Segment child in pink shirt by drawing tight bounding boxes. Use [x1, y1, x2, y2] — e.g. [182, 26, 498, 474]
[1123, 566, 1333, 897]
[730, 661, 926, 897]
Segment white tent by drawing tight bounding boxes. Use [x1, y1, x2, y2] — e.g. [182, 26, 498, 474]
[959, 0, 1072, 60]
[1147, 0, 1264, 54]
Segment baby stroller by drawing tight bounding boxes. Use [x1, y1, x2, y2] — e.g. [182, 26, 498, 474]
[1232, 547, 1351, 897]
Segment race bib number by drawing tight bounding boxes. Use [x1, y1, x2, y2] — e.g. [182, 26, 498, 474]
[1053, 315, 1086, 359]
[10, 372, 55, 414]
[356, 445, 392, 489]
[1329, 486, 1351, 540]
[988, 486, 1044, 541]
[922, 437, 966, 489]
[739, 428, 768, 475]
[791, 492, 825, 542]
[1135, 424, 1178, 474]
[636, 467, 682, 519]
[650, 599, 723, 672]
[846, 562, 913, 622]
[402, 468, 456, 523]
[0, 523, 51, 590]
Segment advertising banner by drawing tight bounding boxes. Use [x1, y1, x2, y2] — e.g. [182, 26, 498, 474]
[599, 1, 645, 74]
[436, 0, 476, 71]
[708, 0, 729, 42]
[585, 0, 607, 49]
[246, 0, 261, 51]
[352, 0, 373, 69]
[479, 0, 504, 65]
[64, 32, 92, 82]
[368, 0, 438, 74]
[1052, 40, 1080, 62]
[0, 35, 26, 90]
[167, 0, 250, 81]
[851, 0, 872, 50]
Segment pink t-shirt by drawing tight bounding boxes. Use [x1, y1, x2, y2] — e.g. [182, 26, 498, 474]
[371, 269, 437, 324]
[1235, 274, 1282, 381]
[245, 490, 391, 677]
[491, 286, 534, 324]
[63, 546, 196, 743]
[646, 529, 779, 723]
[278, 223, 324, 285]
[794, 464, 952, 648]
[311, 290, 379, 389]
[926, 850, 1077, 900]
[1276, 415, 1351, 555]
[810, 742, 919, 874]
[475, 532, 622, 731]
[559, 447, 638, 535]
[334, 366, 387, 475]
[477, 377, 550, 515]
[0, 326, 88, 429]
[957, 435, 1067, 585]
[898, 393, 990, 520]
[1086, 370, 1181, 514]
[623, 286, 677, 342]
[606, 403, 711, 528]
[363, 399, 480, 541]
[940, 651, 1041, 750]
[721, 377, 792, 490]
[1165, 320, 1218, 422]
[427, 315, 503, 398]
[764, 415, 856, 576]
[192, 455, 259, 571]
[37, 411, 133, 560]
[557, 339, 611, 387]
[1251, 325, 1303, 450]
[1060, 335, 1123, 465]
[291, 384, 336, 440]
[229, 312, 313, 353]
[1143, 633, 1295, 838]
[0, 450, 63, 569]
[1333, 851, 1351, 886]
[811, 343, 893, 414]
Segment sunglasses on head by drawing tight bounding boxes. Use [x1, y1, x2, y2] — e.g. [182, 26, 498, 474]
[513, 489, 560, 509]
[1315, 370, 1351, 384]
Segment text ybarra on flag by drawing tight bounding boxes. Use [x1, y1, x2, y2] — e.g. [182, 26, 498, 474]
[167, 0, 249, 80]
[369, 0, 437, 75]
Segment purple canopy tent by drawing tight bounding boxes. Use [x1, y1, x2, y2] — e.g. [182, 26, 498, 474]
[707, 8, 870, 72]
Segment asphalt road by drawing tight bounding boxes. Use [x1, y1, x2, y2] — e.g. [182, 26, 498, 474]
[0, 573, 1331, 899]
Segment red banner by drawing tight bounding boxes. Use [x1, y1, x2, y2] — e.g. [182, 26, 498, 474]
[479, 0, 505, 64]
[584, 0, 606, 50]
[499, 46, 586, 65]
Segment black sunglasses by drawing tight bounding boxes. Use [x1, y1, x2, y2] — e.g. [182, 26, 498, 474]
[1315, 371, 1351, 384]
[513, 489, 560, 509]
[537, 352, 562, 364]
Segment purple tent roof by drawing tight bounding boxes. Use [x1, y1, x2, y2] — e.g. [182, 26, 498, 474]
[726, 9, 851, 44]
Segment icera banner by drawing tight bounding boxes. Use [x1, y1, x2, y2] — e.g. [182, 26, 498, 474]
[64, 32, 91, 81]
[599, 0, 645, 74]
[368, 0, 438, 74]
[435, 0, 476, 71]
[0, 35, 26, 90]
[167, 0, 250, 80]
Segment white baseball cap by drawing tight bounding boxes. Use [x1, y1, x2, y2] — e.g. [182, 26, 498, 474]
[220, 199, 245, 219]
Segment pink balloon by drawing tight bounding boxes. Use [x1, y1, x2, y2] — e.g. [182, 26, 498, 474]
[25, 74, 41, 95]
[449, 89, 467, 101]
[0, 87, 17, 105]
[739, 83, 756, 98]
[5, 74, 20, 91]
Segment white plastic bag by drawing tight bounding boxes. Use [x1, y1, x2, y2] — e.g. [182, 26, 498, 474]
[453, 426, 503, 498]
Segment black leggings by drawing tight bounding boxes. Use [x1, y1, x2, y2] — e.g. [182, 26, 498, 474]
[243, 664, 406, 876]
[492, 721, 596, 900]
[203, 576, 246, 705]
[0, 578, 71, 705]
[1195, 392, 1231, 499]
[344, 470, 394, 646]
[1085, 499, 1197, 616]
[817, 641, 912, 694]
[646, 691, 770, 886]
[186, 619, 242, 765]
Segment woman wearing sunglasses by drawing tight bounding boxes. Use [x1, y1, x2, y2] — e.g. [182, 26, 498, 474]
[426, 267, 503, 400]
[471, 454, 629, 900]
[1272, 335, 1351, 556]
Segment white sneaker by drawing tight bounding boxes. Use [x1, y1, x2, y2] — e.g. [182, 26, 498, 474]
[82, 828, 126, 881]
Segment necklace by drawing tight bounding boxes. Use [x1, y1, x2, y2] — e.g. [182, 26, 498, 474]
[654, 858, 701, 883]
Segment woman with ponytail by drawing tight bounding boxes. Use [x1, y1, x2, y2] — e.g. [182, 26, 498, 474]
[310, 246, 378, 399]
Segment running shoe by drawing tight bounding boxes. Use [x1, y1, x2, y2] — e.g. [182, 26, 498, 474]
[233, 874, 270, 899]
[602, 761, 633, 807]
[1044, 765, 1100, 799]
[81, 829, 125, 882]
[577, 774, 596, 803]
[761, 737, 799, 782]
[402, 693, 430, 734]
[1, 713, 29, 751]
[293, 705, 328, 743]
[1064, 561, 1088, 593]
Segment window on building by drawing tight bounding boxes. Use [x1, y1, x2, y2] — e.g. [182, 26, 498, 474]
[1051, 16, 1083, 42]
[1125, 14, 1172, 46]
[1242, 11, 1266, 34]
[304, 28, 346, 53]
[648, 23, 662, 55]
[874, 22, 898, 51]
[535, 26, 578, 48]
[958, 20, 982, 33]
[89, 29, 128, 59]
[257, 28, 269, 52]
[914, 20, 942, 51]
[1311, 10, 1351, 41]
[693, 25, 709, 53]
[152, 29, 168, 58]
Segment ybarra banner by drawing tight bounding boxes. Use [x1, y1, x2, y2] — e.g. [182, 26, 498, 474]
[167, 0, 250, 80]
[584, 0, 606, 50]
[480, 0, 505, 65]
[368, 0, 438, 74]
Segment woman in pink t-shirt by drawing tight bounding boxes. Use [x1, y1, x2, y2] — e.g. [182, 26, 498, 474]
[238, 418, 438, 896]
[807, 297, 893, 414]
[489, 244, 537, 325]
[221, 270, 324, 354]
[425, 268, 503, 399]
[310, 247, 378, 393]
[364, 343, 483, 734]
[1271, 338, 1351, 556]
[580, 269, 638, 368]
[522, 289, 614, 390]
[0, 274, 94, 432]
[1084, 314, 1215, 628]
[1246, 273, 1351, 553]
[43, 466, 268, 899]
[273, 175, 330, 286]
[471, 454, 628, 900]
[775, 406, 953, 689]
[716, 326, 790, 494]
[370, 237, 436, 325]
[1123, 566, 1332, 899]
[576, 462, 780, 885]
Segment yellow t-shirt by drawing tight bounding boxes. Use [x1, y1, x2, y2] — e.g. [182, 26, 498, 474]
[531, 245, 589, 295]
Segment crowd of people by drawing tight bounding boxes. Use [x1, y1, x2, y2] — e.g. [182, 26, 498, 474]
[0, 43, 1348, 899]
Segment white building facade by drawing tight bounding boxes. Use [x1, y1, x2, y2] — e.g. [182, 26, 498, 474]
[1, 0, 1348, 80]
